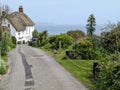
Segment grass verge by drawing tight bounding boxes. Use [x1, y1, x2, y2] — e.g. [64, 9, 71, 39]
[41, 48, 96, 90]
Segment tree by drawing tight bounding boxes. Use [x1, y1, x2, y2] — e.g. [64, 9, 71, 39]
[101, 22, 120, 53]
[42, 30, 48, 40]
[67, 30, 85, 42]
[33, 30, 48, 47]
[86, 14, 96, 37]
[32, 30, 39, 38]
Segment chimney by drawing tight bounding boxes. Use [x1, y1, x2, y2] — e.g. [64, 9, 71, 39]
[19, 6, 23, 13]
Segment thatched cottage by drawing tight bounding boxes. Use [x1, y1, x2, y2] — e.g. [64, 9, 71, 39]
[0, 6, 35, 43]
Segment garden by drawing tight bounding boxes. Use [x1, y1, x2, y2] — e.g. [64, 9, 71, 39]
[29, 14, 120, 90]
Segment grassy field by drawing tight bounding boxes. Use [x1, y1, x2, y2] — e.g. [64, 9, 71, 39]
[60, 60, 95, 88]
[42, 48, 97, 90]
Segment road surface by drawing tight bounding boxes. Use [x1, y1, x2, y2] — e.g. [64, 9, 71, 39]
[0, 45, 88, 90]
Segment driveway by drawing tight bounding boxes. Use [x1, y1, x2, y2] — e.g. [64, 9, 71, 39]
[0, 45, 88, 90]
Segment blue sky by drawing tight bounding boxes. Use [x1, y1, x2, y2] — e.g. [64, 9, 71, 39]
[1, 0, 120, 25]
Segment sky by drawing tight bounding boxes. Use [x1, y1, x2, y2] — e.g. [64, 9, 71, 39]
[1, 0, 120, 25]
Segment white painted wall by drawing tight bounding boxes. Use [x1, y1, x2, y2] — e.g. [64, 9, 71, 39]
[1, 18, 35, 43]
[15, 26, 34, 43]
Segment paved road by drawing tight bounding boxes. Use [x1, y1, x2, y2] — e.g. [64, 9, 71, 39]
[0, 45, 88, 90]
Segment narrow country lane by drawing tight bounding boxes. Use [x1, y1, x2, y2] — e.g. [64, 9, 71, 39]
[0, 45, 89, 90]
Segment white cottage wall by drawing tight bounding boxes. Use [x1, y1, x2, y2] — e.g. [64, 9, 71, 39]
[1, 15, 35, 43]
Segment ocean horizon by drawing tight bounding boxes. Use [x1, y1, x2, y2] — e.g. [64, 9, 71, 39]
[35, 23, 105, 35]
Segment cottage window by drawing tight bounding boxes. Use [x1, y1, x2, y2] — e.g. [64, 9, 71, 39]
[8, 24, 10, 27]
[19, 37, 23, 39]
[18, 32, 20, 35]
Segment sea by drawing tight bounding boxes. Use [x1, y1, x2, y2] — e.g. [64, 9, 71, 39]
[35, 23, 105, 35]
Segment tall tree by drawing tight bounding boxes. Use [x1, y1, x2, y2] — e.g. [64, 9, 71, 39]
[86, 14, 96, 37]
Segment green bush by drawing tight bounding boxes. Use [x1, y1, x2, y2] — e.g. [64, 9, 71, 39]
[72, 39, 108, 60]
[12, 36, 16, 45]
[0, 60, 7, 75]
[0, 32, 12, 55]
[96, 54, 120, 90]
[0, 65, 7, 75]
[73, 40, 96, 60]
[49, 34, 74, 50]
[31, 41, 38, 47]
[41, 40, 49, 46]
[10, 43, 16, 49]
[28, 40, 38, 47]
[42, 43, 51, 49]
[28, 41, 32, 46]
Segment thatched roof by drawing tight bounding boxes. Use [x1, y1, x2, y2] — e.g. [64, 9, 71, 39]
[7, 12, 35, 31]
